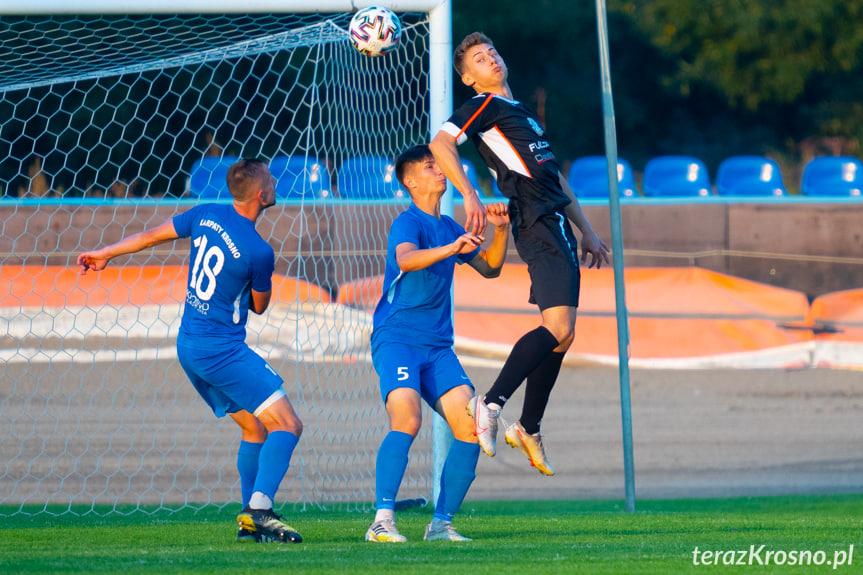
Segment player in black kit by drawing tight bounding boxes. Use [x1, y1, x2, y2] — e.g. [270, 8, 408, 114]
[430, 32, 610, 476]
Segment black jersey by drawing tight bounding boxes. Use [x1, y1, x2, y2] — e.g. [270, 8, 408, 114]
[440, 92, 571, 227]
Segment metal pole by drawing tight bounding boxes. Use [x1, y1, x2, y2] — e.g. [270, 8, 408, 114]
[594, 0, 636, 513]
[428, 0, 453, 507]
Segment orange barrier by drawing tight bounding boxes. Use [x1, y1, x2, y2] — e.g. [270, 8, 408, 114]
[0, 265, 329, 308]
[271, 274, 330, 304]
[810, 289, 863, 342]
[338, 265, 813, 360]
[3, 264, 838, 364]
[336, 275, 383, 309]
[453, 266, 813, 359]
[808, 289, 863, 368]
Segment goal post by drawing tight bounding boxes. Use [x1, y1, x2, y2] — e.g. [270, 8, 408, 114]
[0, 1, 453, 515]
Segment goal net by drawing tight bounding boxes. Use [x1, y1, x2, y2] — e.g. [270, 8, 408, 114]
[0, 10, 435, 515]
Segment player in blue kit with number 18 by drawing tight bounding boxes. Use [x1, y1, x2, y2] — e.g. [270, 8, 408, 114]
[365, 145, 510, 543]
[77, 159, 304, 544]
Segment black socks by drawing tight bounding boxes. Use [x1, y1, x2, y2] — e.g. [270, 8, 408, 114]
[485, 326, 559, 407]
[520, 350, 566, 435]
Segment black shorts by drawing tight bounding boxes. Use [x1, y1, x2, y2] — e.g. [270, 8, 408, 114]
[512, 212, 581, 310]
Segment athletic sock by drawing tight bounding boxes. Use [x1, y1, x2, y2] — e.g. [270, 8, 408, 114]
[375, 431, 415, 511]
[251, 430, 299, 503]
[237, 440, 263, 508]
[249, 492, 272, 510]
[433, 440, 480, 522]
[484, 326, 559, 407]
[520, 350, 566, 435]
[374, 508, 395, 523]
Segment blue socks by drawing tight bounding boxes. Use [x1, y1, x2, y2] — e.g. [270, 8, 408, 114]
[237, 440, 263, 507]
[434, 440, 480, 522]
[252, 430, 299, 502]
[375, 431, 415, 510]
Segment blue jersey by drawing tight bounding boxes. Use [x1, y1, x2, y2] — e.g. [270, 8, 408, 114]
[371, 203, 479, 350]
[173, 204, 274, 344]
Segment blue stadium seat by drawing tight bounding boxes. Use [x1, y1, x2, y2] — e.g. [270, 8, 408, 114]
[801, 156, 863, 197]
[642, 155, 712, 197]
[716, 156, 786, 196]
[188, 156, 238, 199]
[336, 155, 405, 199]
[568, 156, 636, 198]
[269, 155, 331, 200]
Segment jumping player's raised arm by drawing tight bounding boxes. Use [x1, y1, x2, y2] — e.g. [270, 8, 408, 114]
[429, 133, 487, 236]
[467, 202, 509, 278]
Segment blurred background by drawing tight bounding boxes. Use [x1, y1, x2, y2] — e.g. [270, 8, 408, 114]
[452, 0, 863, 194]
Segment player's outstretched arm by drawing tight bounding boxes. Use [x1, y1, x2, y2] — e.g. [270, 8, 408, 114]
[395, 233, 483, 273]
[468, 202, 510, 278]
[429, 132, 487, 235]
[77, 220, 179, 275]
[558, 171, 610, 269]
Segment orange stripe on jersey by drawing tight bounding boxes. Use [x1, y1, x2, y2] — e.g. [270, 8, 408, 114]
[456, 93, 495, 139]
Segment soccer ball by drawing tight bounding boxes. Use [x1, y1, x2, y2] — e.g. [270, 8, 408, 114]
[348, 6, 402, 57]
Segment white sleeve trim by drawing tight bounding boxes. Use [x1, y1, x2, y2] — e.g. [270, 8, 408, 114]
[440, 121, 468, 145]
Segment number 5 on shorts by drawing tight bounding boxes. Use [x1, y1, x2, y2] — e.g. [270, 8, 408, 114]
[397, 367, 409, 381]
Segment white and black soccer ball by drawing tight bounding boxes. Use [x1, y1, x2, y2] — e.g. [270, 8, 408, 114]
[348, 6, 402, 57]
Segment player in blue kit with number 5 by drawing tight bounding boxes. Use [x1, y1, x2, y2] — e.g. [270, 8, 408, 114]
[365, 145, 510, 543]
[77, 159, 304, 544]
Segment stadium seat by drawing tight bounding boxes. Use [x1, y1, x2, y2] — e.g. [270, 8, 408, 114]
[716, 155, 787, 196]
[801, 156, 863, 197]
[188, 156, 239, 199]
[642, 155, 712, 197]
[567, 156, 637, 198]
[269, 155, 331, 199]
[336, 155, 405, 199]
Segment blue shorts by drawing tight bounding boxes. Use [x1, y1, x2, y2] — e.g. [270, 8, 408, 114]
[176, 335, 283, 418]
[372, 342, 473, 407]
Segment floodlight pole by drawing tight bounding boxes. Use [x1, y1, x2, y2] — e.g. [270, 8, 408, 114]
[595, 0, 636, 512]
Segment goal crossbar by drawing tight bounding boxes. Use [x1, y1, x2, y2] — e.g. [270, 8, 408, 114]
[1, 0, 445, 15]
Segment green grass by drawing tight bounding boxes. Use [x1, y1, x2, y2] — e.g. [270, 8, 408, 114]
[2, 495, 862, 574]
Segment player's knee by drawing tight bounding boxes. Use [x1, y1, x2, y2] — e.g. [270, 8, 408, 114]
[554, 331, 574, 352]
[290, 417, 303, 438]
[451, 417, 477, 443]
[390, 413, 421, 437]
[545, 324, 574, 348]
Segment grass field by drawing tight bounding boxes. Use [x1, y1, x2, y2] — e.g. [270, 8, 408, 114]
[3, 495, 862, 574]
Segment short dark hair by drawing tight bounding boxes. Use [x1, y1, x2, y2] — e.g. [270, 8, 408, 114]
[226, 158, 268, 200]
[395, 145, 433, 188]
[454, 32, 494, 76]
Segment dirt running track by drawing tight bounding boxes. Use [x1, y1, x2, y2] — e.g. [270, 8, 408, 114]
[467, 365, 863, 500]
[3, 361, 861, 506]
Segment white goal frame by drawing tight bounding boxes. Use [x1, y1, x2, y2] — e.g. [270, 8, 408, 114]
[3, 0, 456, 511]
[0, 1, 452, 156]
